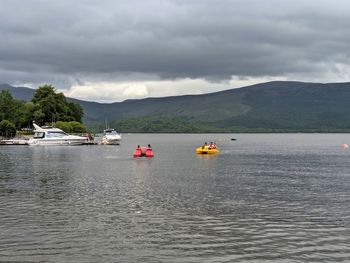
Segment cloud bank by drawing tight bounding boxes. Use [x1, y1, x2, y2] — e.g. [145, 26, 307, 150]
[1, 0, 350, 101]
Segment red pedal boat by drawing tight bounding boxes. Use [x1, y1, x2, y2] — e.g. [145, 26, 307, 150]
[133, 146, 154, 158]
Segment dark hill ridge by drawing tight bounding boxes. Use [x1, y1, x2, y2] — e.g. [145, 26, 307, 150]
[0, 84, 36, 101]
[1, 81, 350, 132]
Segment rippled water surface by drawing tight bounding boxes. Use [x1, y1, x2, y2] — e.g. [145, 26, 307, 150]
[1, 134, 350, 262]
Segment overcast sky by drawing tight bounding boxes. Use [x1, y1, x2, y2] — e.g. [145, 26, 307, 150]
[1, 0, 350, 102]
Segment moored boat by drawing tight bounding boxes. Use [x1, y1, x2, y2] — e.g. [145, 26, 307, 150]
[101, 128, 121, 145]
[28, 123, 87, 146]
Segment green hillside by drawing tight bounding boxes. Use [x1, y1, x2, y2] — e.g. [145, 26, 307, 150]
[0, 84, 36, 101]
[226, 81, 350, 132]
[2, 81, 350, 132]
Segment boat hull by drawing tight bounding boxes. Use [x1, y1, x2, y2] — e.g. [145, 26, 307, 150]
[195, 146, 219, 154]
[101, 134, 121, 145]
[28, 138, 86, 146]
[0, 139, 29, 145]
[134, 147, 154, 157]
[101, 137, 121, 145]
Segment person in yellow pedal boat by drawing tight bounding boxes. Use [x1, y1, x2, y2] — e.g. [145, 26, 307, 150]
[196, 142, 219, 154]
[209, 142, 217, 149]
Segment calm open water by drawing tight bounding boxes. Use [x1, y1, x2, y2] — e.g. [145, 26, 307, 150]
[0, 134, 350, 262]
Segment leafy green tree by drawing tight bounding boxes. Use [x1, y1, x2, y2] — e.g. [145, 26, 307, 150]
[69, 121, 86, 133]
[0, 120, 16, 138]
[18, 102, 35, 128]
[32, 85, 61, 125]
[32, 84, 84, 125]
[0, 90, 16, 121]
[11, 100, 27, 129]
[0, 85, 86, 133]
[55, 121, 71, 133]
[0, 91, 28, 129]
[67, 102, 84, 123]
[56, 121, 86, 133]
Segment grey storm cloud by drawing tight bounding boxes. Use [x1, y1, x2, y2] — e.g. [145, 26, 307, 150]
[1, 0, 350, 87]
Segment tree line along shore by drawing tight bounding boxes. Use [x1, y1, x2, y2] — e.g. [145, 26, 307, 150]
[0, 85, 86, 138]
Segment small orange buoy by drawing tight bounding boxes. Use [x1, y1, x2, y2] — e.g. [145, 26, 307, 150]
[341, 144, 349, 149]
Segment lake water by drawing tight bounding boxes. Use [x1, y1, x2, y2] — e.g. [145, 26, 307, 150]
[0, 134, 350, 262]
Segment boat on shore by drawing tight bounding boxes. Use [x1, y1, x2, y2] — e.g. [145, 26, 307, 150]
[101, 128, 121, 145]
[28, 123, 87, 146]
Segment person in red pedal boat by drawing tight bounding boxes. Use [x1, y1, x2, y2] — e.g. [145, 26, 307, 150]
[133, 144, 154, 158]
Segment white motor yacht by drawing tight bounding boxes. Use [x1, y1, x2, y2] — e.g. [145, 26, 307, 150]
[28, 123, 87, 146]
[101, 128, 121, 145]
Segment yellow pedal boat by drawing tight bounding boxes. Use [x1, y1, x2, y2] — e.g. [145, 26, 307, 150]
[196, 145, 219, 154]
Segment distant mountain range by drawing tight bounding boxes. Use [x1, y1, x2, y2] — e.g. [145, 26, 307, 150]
[1, 81, 350, 132]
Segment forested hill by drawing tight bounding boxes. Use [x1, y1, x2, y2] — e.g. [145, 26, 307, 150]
[1, 81, 350, 132]
[0, 84, 35, 101]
